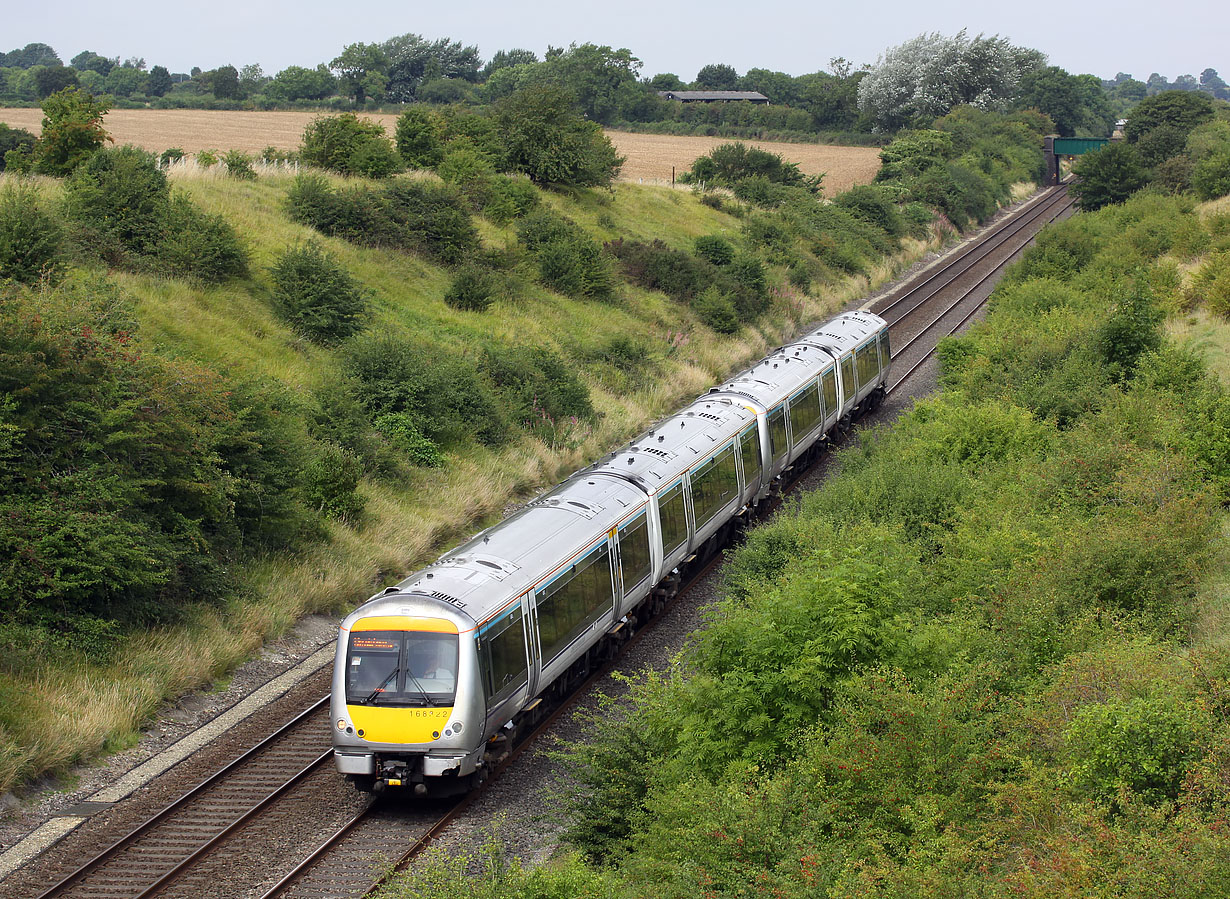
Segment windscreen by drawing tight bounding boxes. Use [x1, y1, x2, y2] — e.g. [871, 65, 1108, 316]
[345, 629, 458, 707]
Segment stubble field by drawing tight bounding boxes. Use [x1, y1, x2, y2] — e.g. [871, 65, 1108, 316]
[0, 108, 881, 194]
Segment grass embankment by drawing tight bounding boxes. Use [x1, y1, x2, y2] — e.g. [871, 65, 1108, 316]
[0, 172, 940, 795]
[383, 197, 1230, 896]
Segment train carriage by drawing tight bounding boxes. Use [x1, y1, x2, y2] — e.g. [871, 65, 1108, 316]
[331, 310, 890, 795]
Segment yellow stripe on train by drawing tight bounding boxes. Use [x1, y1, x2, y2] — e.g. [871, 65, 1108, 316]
[347, 705, 453, 744]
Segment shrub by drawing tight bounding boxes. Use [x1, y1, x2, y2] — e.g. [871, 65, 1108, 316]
[833, 184, 906, 238]
[1188, 251, 1230, 317]
[731, 174, 790, 208]
[1191, 150, 1230, 202]
[0, 182, 63, 284]
[692, 286, 739, 333]
[1070, 143, 1149, 211]
[395, 105, 443, 168]
[480, 345, 595, 441]
[373, 412, 446, 467]
[300, 443, 365, 522]
[496, 84, 624, 187]
[444, 265, 499, 311]
[155, 194, 249, 283]
[222, 149, 256, 180]
[300, 113, 402, 178]
[344, 334, 508, 447]
[63, 145, 169, 262]
[196, 149, 218, 168]
[29, 87, 111, 176]
[694, 234, 734, 266]
[679, 141, 814, 189]
[517, 210, 615, 301]
[481, 175, 539, 224]
[269, 242, 367, 342]
[158, 147, 185, 167]
[0, 124, 36, 172]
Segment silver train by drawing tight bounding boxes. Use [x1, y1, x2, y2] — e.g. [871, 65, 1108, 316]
[331, 310, 890, 795]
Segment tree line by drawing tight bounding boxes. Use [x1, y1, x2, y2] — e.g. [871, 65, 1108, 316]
[4, 33, 1222, 140]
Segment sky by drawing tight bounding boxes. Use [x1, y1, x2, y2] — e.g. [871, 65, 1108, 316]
[3, 0, 1226, 83]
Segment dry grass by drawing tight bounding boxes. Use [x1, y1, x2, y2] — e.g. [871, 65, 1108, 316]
[0, 108, 880, 194]
[605, 131, 882, 195]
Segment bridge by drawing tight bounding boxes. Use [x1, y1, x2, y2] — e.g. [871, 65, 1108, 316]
[1045, 136, 1111, 185]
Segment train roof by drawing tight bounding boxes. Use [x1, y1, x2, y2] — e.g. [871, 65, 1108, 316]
[586, 394, 757, 494]
[795, 310, 886, 354]
[710, 342, 835, 408]
[353, 474, 649, 630]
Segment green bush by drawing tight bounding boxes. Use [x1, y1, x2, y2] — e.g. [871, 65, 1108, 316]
[1188, 251, 1230, 317]
[495, 84, 624, 187]
[299, 113, 402, 178]
[693, 234, 734, 266]
[0, 181, 63, 284]
[481, 345, 594, 436]
[300, 443, 365, 522]
[1191, 150, 1230, 202]
[833, 184, 906, 237]
[63, 145, 169, 262]
[373, 412, 446, 468]
[0, 124, 36, 173]
[692, 286, 739, 333]
[29, 87, 111, 176]
[158, 147, 185, 167]
[344, 334, 508, 447]
[517, 210, 615, 301]
[269, 242, 368, 342]
[156, 193, 249, 283]
[394, 105, 443, 168]
[443, 265, 499, 311]
[1070, 142, 1149, 211]
[679, 141, 814, 190]
[222, 149, 256, 180]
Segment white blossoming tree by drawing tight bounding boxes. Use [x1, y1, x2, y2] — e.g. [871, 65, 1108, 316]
[858, 30, 1045, 131]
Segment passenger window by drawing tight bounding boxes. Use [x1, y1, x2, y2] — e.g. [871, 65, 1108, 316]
[840, 355, 856, 401]
[478, 606, 528, 701]
[618, 513, 653, 592]
[878, 332, 891, 371]
[822, 368, 838, 416]
[535, 542, 614, 664]
[658, 482, 689, 556]
[790, 383, 822, 438]
[690, 444, 738, 529]
[739, 426, 761, 489]
[856, 343, 877, 386]
[768, 406, 788, 461]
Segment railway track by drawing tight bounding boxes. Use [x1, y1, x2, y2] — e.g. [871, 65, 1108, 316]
[8, 183, 1074, 899]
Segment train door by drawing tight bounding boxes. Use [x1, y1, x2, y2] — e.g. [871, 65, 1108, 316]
[767, 404, 789, 474]
[839, 352, 857, 409]
[615, 511, 654, 614]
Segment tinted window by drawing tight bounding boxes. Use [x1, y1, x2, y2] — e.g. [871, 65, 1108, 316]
[739, 426, 761, 490]
[856, 342, 878, 387]
[841, 355, 856, 400]
[790, 383, 822, 438]
[536, 542, 614, 663]
[659, 481, 689, 555]
[822, 368, 838, 415]
[768, 405, 788, 461]
[691, 444, 739, 528]
[346, 630, 458, 707]
[878, 332, 891, 371]
[479, 606, 528, 702]
[619, 513, 653, 591]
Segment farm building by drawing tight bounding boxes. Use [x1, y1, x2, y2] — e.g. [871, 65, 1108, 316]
[656, 90, 770, 104]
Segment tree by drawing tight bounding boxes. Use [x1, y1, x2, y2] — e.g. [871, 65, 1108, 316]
[146, 65, 171, 97]
[331, 42, 388, 105]
[69, 51, 114, 76]
[738, 68, 801, 106]
[34, 65, 78, 99]
[2, 43, 61, 69]
[481, 48, 538, 80]
[299, 113, 401, 177]
[526, 43, 644, 124]
[267, 65, 336, 102]
[496, 84, 624, 186]
[1199, 68, 1229, 100]
[30, 86, 111, 175]
[649, 73, 684, 90]
[1070, 142, 1148, 210]
[1124, 90, 1215, 165]
[694, 63, 740, 90]
[1016, 66, 1113, 137]
[858, 30, 1043, 131]
[382, 33, 481, 102]
[238, 63, 266, 98]
[211, 65, 240, 99]
[103, 65, 145, 98]
[395, 106, 443, 167]
[0, 123, 36, 171]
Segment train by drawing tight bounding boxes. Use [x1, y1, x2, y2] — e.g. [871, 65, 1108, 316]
[330, 309, 891, 796]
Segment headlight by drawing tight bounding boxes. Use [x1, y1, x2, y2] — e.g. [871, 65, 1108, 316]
[336, 719, 347, 731]
[452, 721, 463, 733]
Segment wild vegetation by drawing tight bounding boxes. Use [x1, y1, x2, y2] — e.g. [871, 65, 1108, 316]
[381, 183, 1230, 899]
[0, 80, 1049, 792]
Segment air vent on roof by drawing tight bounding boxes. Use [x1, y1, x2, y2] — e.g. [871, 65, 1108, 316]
[698, 412, 722, 422]
[430, 590, 461, 603]
[643, 447, 671, 458]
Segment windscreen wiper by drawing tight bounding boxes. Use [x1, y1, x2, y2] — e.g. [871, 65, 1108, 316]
[363, 667, 399, 704]
[403, 669, 438, 706]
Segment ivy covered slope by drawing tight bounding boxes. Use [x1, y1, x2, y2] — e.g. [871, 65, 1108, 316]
[387, 200, 1230, 894]
[0, 94, 1047, 793]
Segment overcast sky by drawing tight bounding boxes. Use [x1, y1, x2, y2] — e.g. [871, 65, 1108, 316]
[4, 0, 1225, 83]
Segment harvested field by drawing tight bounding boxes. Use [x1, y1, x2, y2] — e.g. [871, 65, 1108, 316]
[0, 108, 881, 194]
